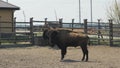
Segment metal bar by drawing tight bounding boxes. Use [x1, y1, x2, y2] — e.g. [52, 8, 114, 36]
[79, 0, 81, 23]
[90, 0, 93, 26]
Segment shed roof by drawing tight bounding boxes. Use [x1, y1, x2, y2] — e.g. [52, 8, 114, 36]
[0, 0, 20, 10]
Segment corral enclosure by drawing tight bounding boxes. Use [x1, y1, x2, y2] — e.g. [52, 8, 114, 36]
[0, 18, 120, 68]
[0, 18, 120, 46]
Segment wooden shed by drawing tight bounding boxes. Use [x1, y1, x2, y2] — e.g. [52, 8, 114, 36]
[0, 0, 20, 33]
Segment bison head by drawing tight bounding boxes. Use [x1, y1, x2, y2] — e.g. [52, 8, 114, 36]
[43, 28, 58, 47]
[43, 29, 49, 40]
[46, 30, 59, 47]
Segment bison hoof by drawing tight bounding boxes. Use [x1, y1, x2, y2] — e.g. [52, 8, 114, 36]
[81, 59, 88, 62]
[60, 60, 63, 62]
[81, 59, 84, 61]
[85, 60, 88, 62]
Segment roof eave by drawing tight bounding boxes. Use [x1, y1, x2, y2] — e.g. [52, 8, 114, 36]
[0, 7, 20, 10]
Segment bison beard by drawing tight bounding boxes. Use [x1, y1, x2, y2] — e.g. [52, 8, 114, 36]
[43, 29, 89, 62]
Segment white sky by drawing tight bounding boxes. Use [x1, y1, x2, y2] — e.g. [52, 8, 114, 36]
[3, 0, 115, 22]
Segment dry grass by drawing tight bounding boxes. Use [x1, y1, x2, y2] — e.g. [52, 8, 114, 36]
[0, 46, 120, 68]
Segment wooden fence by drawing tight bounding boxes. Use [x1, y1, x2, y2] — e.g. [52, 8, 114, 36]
[84, 19, 120, 46]
[0, 18, 120, 46]
[0, 18, 33, 46]
[32, 18, 120, 46]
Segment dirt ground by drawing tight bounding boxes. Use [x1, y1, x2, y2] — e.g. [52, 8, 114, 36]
[0, 45, 120, 68]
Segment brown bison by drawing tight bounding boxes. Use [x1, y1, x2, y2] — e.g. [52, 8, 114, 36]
[43, 28, 90, 61]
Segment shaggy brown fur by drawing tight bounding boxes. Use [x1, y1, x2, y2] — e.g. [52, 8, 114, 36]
[43, 28, 90, 61]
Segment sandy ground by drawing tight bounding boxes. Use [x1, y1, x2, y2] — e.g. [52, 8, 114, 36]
[0, 45, 120, 68]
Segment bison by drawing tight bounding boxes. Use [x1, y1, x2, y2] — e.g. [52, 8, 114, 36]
[43, 28, 90, 61]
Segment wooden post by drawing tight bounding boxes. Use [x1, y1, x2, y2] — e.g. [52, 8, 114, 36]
[72, 19, 74, 31]
[59, 18, 63, 28]
[44, 18, 48, 28]
[98, 19, 101, 45]
[13, 17, 16, 33]
[84, 19, 88, 34]
[0, 16, 1, 45]
[109, 19, 113, 46]
[13, 17, 16, 44]
[30, 17, 34, 45]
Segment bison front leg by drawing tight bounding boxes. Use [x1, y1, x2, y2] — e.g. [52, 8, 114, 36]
[81, 45, 85, 61]
[61, 47, 67, 60]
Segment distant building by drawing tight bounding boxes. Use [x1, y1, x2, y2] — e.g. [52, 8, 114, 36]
[0, 0, 20, 33]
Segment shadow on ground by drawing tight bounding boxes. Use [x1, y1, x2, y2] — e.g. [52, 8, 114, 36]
[61, 59, 100, 63]
[61, 59, 81, 63]
[0, 44, 33, 49]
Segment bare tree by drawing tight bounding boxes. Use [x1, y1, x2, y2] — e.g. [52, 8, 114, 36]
[107, 0, 120, 24]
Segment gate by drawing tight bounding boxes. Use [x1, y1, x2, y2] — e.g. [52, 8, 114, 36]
[0, 18, 33, 46]
[84, 19, 120, 46]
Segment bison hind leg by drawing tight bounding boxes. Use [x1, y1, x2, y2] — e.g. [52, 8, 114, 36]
[80, 45, 88, 62]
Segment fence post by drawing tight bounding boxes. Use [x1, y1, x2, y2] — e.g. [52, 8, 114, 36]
[84, 19, 88, 34]
[30, 17, 34, 45]
[0, 16, 1, 45]
[59, 18, 63, 28]
[13, 17, 16, 33]
[72, 19, 74, 31]
[98, 19, 101, 45]
[13, 17, 16, 44]
[109, 19, 113, 46]
[44, 18, 48, 28]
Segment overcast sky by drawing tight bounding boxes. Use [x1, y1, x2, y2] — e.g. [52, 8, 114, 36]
[3, 0, 115, 22]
